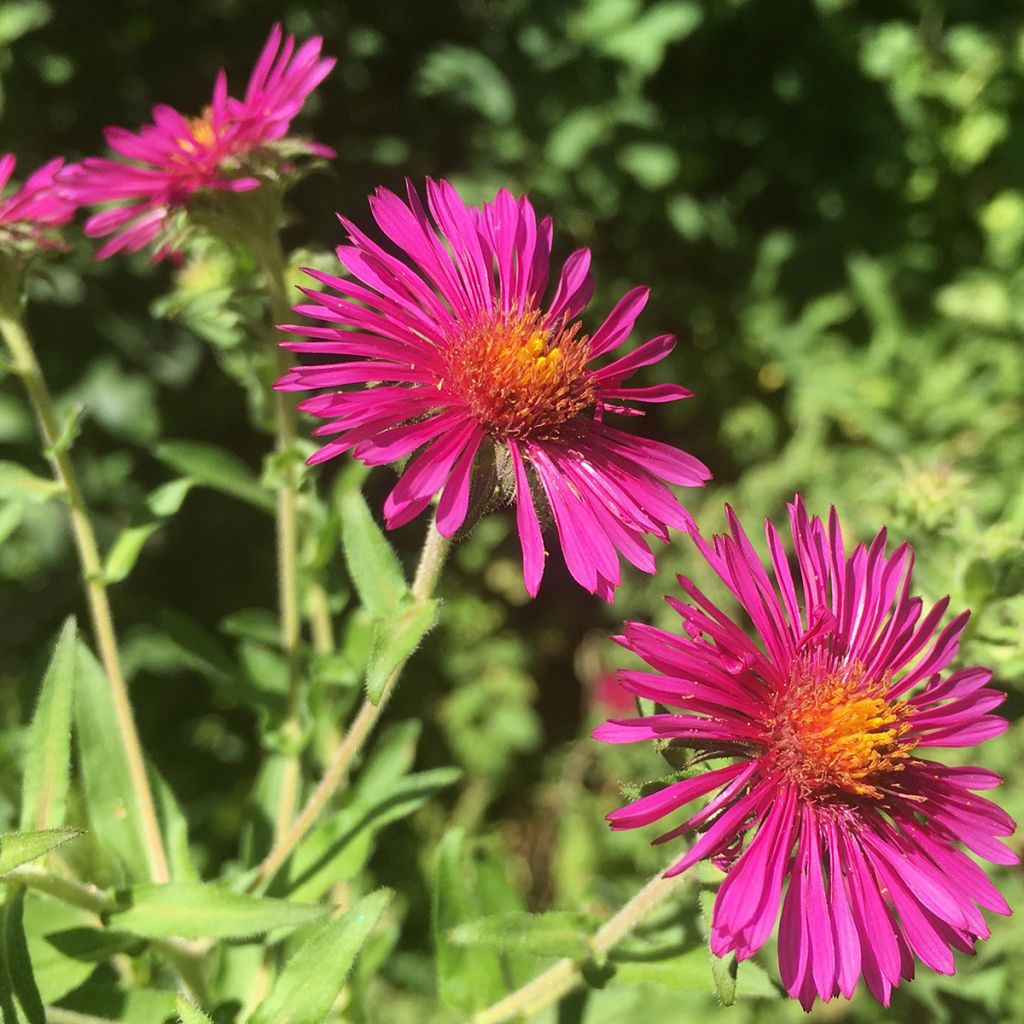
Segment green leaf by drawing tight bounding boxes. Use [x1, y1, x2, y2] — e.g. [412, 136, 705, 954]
[74, 641, 153, 880]
[699, 888, 736, 1005]
[177, 996, 215, 1024]
[417, 45, 515, 123]
[432, 828, 507, 1012]
[56, 984, 176, 1023]
[156, 441, 274, 514]
[45, 926, 142, 963]
[0, 888, 45, 1024]
[339, 490, 407, 616]
[113, 882, 328, 939]
[287, 767, 460, 903]
[220, 608, 280, 646]
[0, 461, 62, 502]
[450, 911, 595, 959]
[44, 403, 84, 458]
[146, 478, 194, 517]
[20, 618, 76, 831]
[366, 598, 438, 704]
[351, 720, 421, 799]
[103, 523, 160, 584]
[0, 1, 51, 47]
[0, 502, 24, 545]
[150, 766, 198, 883]
[610, 946, 715, 991]
[0, 828, 82, 875]
[21, 899, 99, 1003]
[247, 890, 391, 1024]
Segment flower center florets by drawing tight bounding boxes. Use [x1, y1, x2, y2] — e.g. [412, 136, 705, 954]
[767, 651, 916, 799]
[440, 307, 595, 439]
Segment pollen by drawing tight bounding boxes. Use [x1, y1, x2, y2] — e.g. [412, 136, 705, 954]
[176, 108, 218, 155]
[441, 307, 595, 439]
[767, 651, 917, 800]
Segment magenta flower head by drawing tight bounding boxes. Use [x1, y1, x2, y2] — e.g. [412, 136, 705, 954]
[61, 24, 335, 260]
[277, 179, 712, 599]
[0, 154, 77, 262]
[596, 496, 1016, 1009]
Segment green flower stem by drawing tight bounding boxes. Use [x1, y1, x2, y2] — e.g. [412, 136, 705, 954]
[251, 226, 306, 841]
[246, 514, 452, 893]
[0, 302, 170, 885]
[307, 579, 336, 655]
[4, 865, 114, 915]
[470, 860, 689, 1024]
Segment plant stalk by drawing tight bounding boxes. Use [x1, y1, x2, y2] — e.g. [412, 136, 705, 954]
[252, 226, 305, 842]
[246, 515, 451, 892]
[0, 302, 170, 885]
[471, 860, 689, 1024]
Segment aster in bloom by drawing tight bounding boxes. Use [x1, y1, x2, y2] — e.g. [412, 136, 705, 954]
[62, 24, 335, 260]
[595, 496, 1016, 1009]
[276, 179, 711, 599]
[0, 154, 77, 259]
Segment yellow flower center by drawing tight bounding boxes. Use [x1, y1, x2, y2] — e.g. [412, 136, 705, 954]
[174, 107, 218, 157]
[768, 655, 917, 799]
[441, 308, 595, 439]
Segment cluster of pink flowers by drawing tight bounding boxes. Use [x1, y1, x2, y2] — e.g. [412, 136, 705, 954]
[60, 24, 334, 260]
[0, 154, 77, 261]
[4, 19, 1015, 1015]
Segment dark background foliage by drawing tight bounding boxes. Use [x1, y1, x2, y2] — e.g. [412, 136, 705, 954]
[1, 1, 1022, 1021]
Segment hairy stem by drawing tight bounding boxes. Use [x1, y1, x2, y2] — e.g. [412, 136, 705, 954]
[0, 303, 170, 885]
[252, 227, 305, 841]
[246, 515, 452, 892]
[471, 861, 688, 1024]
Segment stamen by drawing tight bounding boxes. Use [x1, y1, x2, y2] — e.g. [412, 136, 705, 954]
[441, 307, 595, 439]
[767, 653, 917, 800]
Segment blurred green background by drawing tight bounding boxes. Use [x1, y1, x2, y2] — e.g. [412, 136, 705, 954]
[1, 0, 1022, 1021]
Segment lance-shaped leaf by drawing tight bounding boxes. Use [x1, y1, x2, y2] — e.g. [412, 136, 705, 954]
[176, 996, 215, 1024]
[450, 911, 596, 959]
[432, 828, 507, 1012]
[365, 598, 438, 704]
[74, 641, 153, 880]
[610, 946, 715, 991]
[20, 618, 76, 831]
[0, 888, 45, 1024]
[340, 490, 407, 616]
[0, 829, 82, 875]
[112, 882, 328, 939]
[0, 461, 62, 503]
[104, 523, 160, 584]
[247, 890, 391, 1024]
[699, 887, 735, 1005]
[286, 767, 461, 903]
[156, 441, 274, 514]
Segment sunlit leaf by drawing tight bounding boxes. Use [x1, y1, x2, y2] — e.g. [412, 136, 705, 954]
[0, 829, 81, 875]
[20, 618, 76, 831]
[339, 490, 407, 616]
[113, 882, 327, 940]
[365, 599, 438, 704]
[247, 890, 391, 1024]
[156, 440, 274, 513]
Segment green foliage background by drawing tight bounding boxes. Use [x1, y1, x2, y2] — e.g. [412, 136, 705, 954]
[0, 0, 1021, 1021]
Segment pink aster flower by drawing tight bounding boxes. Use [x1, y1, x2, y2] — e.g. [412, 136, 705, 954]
[61, 24, 335, 260]
[276, 179, 711, 599]
[0, 154, 77, 257]
[596, 496, 1016, 1009]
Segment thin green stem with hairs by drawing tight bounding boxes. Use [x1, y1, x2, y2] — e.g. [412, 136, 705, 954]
[0, 295, 170, 885]
[471, 859, 690, 1024]
[247, 513, 452, 893]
